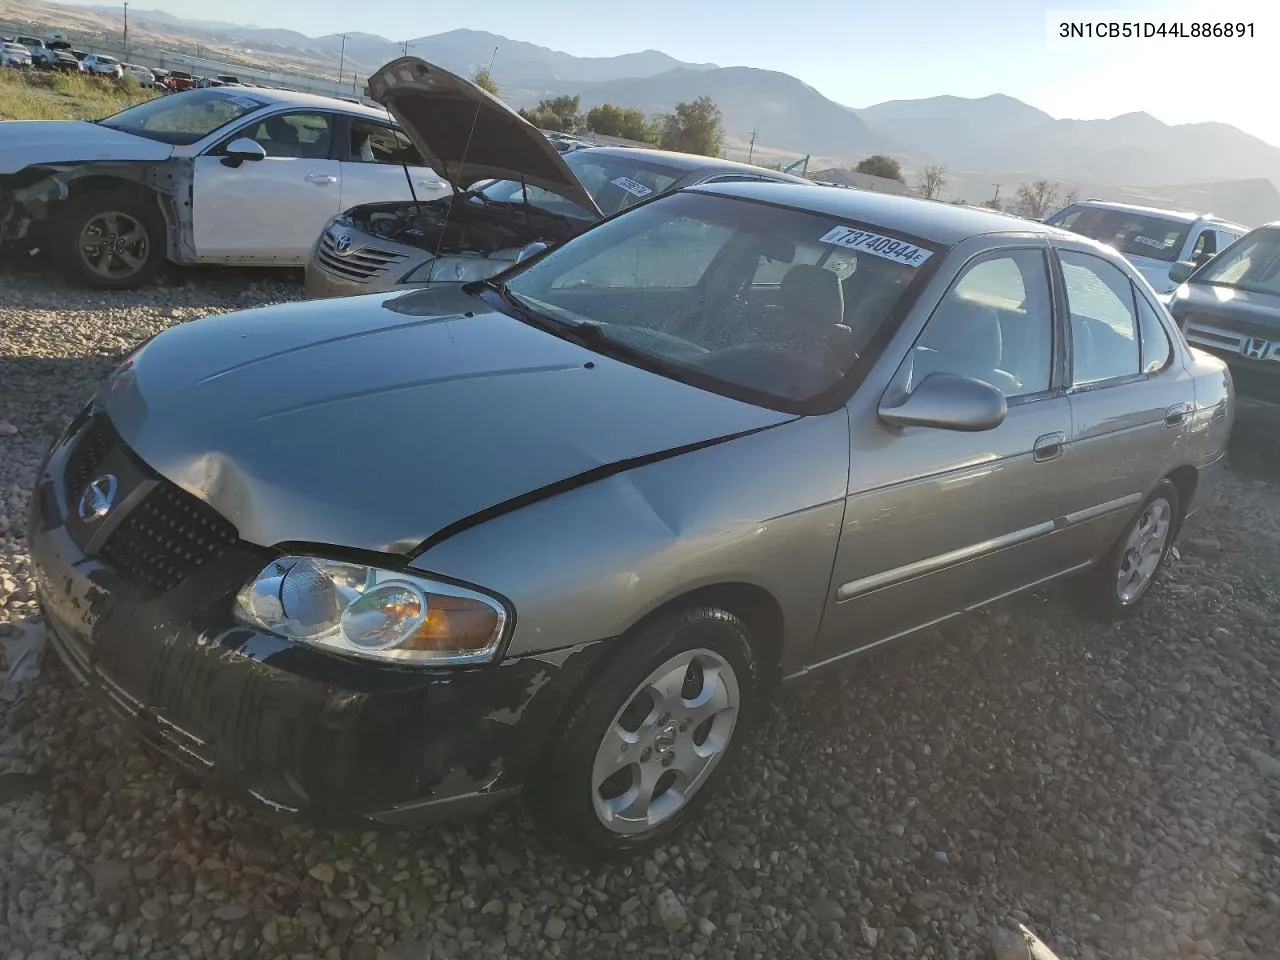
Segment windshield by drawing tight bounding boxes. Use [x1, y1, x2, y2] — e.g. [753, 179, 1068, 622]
[1192, 227, 1280, 296]
[98, 89, 264, 146]
[1045, 204, 1191, 263]
[96, 56, 119, 65]
[476, 151, 685, 220]
[495, 191, 937, 409]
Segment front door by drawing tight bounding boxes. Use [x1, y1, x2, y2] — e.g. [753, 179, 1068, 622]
[192, 111, 342, 263]
[815, 245, 1077, 661]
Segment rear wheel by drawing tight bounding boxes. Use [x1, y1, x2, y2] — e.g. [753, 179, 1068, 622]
[1076, 480, 1181, 620]
[54, 190, 165, 290]
[530, 606, 762, 855]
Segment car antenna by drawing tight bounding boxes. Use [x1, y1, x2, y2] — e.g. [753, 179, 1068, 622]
[430, 45, 498, 266]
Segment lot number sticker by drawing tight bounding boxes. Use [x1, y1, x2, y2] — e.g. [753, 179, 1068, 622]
[611, 176, 653, 198]
[818, 226, 933, 267]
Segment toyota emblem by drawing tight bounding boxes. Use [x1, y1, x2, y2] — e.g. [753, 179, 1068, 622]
[77, 474, 119, 522]
[334, 234, 354, 255]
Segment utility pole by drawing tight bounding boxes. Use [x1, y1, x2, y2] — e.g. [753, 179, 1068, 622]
[747, 128, 758, 164]
[991, 183, 1001, 205]
[400, 40, 411, 56]
[122, 1, 129, 62]
[337, 33, 348, 87]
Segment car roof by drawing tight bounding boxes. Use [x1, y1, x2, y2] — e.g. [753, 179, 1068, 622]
[219, 85, 393, 121]
[690, 180, 1066, 245]
[1062, 198, 1245, 229]
[567, 145, 808, 183]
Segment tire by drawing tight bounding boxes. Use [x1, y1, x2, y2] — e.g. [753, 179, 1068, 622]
[1075, 479, 1181, 621]
[53, 189, 165, 290]
[529, 606, 764, 856]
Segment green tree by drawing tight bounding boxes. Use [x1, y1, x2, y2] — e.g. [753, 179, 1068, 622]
[518, 94, 582, 132]
[473, 69, 498, 96]
[657, 96, 724, 157]
[582, 103, 659, 143]
[854, 154, 905, 182]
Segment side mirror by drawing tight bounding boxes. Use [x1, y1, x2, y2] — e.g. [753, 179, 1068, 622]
[221, 137, 266, 167]
[879, 372, 1007, 432]
[1168, 260, 1197, 285]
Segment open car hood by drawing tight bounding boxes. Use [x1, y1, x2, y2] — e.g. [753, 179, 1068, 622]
[367, 57, 603, 218]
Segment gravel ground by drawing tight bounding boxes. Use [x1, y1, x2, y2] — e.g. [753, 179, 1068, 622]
[1, 257, 1278, 960]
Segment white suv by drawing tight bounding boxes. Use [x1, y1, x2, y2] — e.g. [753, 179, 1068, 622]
[1044, 199, 1247, 295]
[1, 42, 32, 68]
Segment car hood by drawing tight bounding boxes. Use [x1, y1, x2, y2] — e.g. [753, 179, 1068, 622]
[0, 120, 172, 174]
[1175, 281, 1280, 330]
[100, 287, 793, 554]
[366, 56, 602, 218]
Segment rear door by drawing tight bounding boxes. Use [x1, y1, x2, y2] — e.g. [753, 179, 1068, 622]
[1055, 246, 1192, 556]
[337, 116, 450, 210]
[192, 111, 342, 263]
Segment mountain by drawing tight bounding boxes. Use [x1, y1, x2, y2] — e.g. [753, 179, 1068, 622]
[514, 66, 889, 160]
[856, 95, 1055, 169]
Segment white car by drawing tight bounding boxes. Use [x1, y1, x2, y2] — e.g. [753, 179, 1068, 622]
[0, 42, 32, 68]
[122, 62, 155, 85]
[80, 53, 124, 78]
[0, 87, 452, 288]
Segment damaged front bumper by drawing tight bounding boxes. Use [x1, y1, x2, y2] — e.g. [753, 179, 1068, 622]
[29, 408, 605, 826]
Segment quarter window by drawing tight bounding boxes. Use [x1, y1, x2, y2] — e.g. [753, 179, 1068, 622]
[909, 249, 1053, 399]
[348, 120, 423, 165]
[1136, 294, 1172, 373]
[1060, 250, 1141, 386]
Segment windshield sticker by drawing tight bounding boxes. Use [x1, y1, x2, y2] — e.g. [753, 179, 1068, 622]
[1132, 235, 1173, 250]
[818, 226, 932, 267]
[611, 176, 653, 198]
[225, 95, 260, 110]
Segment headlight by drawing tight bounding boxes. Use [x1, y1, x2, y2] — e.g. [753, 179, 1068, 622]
[402, 254, 510, 285]
[234, 557, 509, 666]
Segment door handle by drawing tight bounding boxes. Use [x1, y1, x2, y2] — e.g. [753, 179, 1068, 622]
[1165, 403, 1191, 427]
[305, 174, 337, 185]
[1033, 432, 1066, 463]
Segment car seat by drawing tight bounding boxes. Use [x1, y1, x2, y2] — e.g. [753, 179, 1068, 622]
[913, 298, 1019, 395]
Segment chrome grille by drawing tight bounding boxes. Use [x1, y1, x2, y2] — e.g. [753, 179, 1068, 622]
[1184, 318, 1280, 362]
[315, 231, 408, 282]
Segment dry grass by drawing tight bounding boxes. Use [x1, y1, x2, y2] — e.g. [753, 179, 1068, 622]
[0, 67, 155, 121]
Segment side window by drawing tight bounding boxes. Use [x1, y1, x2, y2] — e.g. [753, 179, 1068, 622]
[234, 112, 333, 159]
[549, 217, 733, 290]
[1190, 229, 1217, 263]
[1060, 250, 1141, 386]
[911, 249, 1053, 399]
[347, 120, 424, 165]
[1136, 293, 1173, 374]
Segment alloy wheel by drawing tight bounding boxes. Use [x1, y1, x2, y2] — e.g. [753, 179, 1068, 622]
[78, 211, 150, 280]
[1116, 496, 1172, 603]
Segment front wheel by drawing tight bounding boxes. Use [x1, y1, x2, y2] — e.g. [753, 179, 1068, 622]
[529, 606, 763, 855]
[1076, 479, 1181, 620]
[53, 190, 165, 290]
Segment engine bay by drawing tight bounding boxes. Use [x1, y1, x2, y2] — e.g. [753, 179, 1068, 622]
[348, 195, 587, 257]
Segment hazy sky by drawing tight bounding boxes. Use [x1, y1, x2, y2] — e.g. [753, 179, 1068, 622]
[70, 0, 1280, 145]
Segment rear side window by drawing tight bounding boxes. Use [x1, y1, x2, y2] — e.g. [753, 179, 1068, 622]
[1060, 250, 1141, 386]
[348, 120, 423, 166]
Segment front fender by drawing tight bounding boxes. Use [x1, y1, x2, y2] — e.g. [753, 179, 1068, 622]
[410, 411, 851, 675]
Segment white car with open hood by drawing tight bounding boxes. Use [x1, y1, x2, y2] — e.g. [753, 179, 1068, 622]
[0, 87, 450, 288]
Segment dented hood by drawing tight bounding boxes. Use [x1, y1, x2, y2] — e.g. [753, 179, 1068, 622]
[100, 287, 791, 554]
[367, 57, 602, 217]
[0, 119, 173, 175]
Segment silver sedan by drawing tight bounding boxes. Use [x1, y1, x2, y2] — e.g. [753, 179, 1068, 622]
[30, 181, 1231, 854]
